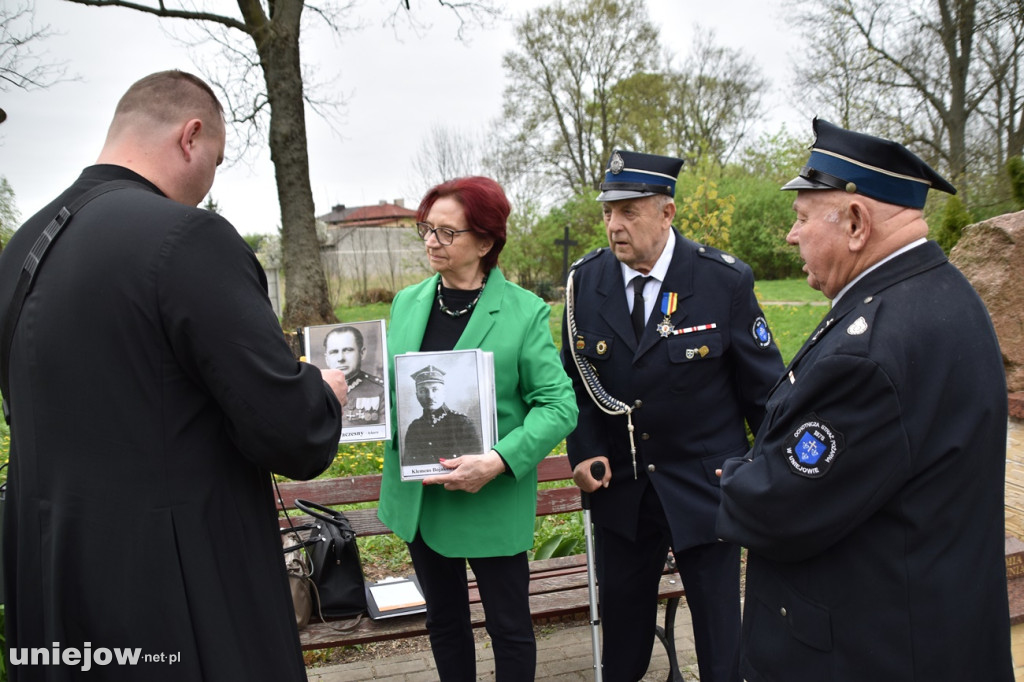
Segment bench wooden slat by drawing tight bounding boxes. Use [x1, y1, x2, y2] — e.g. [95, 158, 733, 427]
[282, 486, 579, 539]
[279, 475, 583, 539]
[276, 455, 575, 513]
[536, 486, 585, 516]
[276, 473, 382, 508]
[537, 455, 574, 482]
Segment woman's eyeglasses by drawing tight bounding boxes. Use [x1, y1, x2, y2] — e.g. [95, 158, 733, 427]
[416, 222, 471, 246]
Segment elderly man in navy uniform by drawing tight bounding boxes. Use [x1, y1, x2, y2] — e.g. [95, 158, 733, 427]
[563, 150, 784, 681]
[324, 325, 385, 425]
[403, 365, 480, 466]
[716, 119, 1014, 681]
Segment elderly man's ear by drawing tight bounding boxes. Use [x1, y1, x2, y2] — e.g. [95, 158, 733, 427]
[847, 200, 873, 251]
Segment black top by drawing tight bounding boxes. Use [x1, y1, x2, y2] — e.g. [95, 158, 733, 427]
[420, 284, 482, 352]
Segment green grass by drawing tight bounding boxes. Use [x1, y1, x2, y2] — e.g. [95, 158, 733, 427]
[334, 302, 391, 325]
[762, 304, 825, 365]
[754, 278, 828, 304]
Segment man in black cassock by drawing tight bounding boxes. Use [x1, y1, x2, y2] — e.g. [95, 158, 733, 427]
[0, 71, 348, 681]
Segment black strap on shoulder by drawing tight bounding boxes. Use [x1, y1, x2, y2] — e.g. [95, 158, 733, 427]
[0, 179, 148, 424]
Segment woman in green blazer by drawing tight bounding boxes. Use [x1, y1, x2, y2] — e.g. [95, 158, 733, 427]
[378, 177, 577, 681]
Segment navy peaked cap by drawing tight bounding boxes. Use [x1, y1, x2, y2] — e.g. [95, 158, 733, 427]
[597, 150, 685, 202]
[781, 118, 956, 208]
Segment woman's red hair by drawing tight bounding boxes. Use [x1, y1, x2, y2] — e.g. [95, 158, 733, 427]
[417, 176, 509, 272]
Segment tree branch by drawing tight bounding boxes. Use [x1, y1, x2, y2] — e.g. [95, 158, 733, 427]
[63, 0, 247, 33]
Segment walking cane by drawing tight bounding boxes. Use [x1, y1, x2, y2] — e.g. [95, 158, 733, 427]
[582, 460, 606, 682]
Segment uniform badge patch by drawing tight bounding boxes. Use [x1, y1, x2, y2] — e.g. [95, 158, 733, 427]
[847, 316, 868, 335]
[784, 416, 843, 478]
[752, 316, 772, 347]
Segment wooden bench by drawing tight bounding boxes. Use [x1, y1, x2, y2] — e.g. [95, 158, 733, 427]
[276, 455, 687, 680]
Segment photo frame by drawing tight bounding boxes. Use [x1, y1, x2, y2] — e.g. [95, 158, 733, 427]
[393, 349, 496, 480]
[304, 320, 391, 443]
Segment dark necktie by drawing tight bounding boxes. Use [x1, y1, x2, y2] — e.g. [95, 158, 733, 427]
[631, 275, 651, 340]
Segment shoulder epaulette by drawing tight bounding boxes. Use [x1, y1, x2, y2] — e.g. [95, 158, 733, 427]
[569, 247, 605, 272]
[695, 243, 743, 269]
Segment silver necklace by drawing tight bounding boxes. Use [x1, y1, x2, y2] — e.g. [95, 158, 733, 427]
[436, 275, 487, 318]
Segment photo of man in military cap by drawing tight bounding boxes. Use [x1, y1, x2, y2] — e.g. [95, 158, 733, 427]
[401, 363, 481, 468]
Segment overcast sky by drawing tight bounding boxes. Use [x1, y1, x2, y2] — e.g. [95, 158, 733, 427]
[2, 0, 804, 236]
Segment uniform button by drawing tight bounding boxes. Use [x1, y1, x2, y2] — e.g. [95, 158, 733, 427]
[634, 399, 643, 408]
[779, 607, 787, 617]
[864, 296, 873, 303]
[698, 247, 706, 253]
[641, 433, 650, 440]
[647, 464, 656, 473]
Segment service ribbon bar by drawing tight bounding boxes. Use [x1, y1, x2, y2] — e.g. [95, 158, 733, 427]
[671, 322, 717, 336]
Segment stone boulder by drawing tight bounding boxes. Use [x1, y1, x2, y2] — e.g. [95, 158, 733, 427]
[949, 210, 1024, 392]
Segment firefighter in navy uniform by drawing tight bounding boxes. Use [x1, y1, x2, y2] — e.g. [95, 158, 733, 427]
[563, 150, 784, 682]
[716, 119, 1014, 681]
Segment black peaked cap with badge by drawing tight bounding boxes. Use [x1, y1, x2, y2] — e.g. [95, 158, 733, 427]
[781, 118, 956, 209]
[596, 150, 685, 202]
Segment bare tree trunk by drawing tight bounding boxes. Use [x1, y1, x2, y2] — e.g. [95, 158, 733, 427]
[250, 0, 335, 329]
[936, 0, 976, 184]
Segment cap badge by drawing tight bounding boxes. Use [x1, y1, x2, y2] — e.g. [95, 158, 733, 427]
[609, 151, 624, 175]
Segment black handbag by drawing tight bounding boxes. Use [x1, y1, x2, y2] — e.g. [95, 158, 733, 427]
[293, 499, 367, 619]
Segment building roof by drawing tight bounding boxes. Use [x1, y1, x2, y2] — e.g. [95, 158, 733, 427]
[319, 201, 417, 227]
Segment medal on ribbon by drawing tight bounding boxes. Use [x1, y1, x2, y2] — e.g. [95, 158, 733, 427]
[657, 292, 677, 337]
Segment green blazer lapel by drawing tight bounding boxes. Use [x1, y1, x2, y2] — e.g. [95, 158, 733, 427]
[455, 268, 504, 350]
[393, 274, 438, 353]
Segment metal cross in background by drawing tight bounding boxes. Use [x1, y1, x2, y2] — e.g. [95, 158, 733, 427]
[555, 225, 578, 283]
